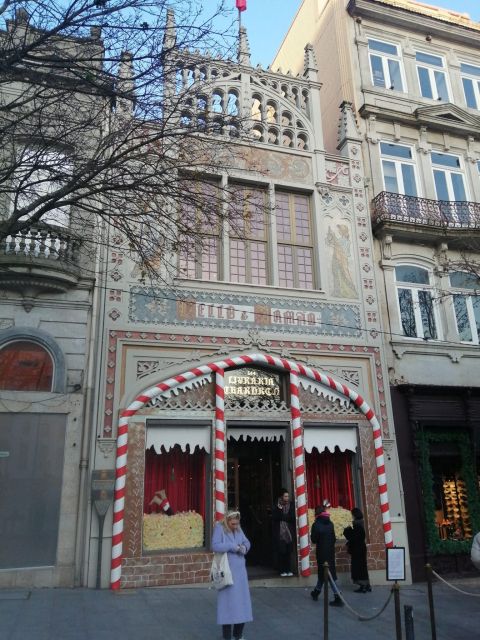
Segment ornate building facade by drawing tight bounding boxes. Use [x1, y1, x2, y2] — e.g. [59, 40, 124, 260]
[86, 20, 408, 589]
[275, 0, 480, 580]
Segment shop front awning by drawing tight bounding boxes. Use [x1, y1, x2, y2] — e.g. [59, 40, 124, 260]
[146, 426, 211, 453]
[303, 426, 357, 453]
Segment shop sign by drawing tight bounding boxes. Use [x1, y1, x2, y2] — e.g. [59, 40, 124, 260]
[224, 368, 280, 401]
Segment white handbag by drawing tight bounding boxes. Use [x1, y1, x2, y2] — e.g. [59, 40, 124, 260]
[210, 552, 234, 590]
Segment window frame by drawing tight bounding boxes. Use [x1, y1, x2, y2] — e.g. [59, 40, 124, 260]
[274, 190, 315, 290]
[228, 185, 269, 286]
[394, 265, 440, 340]
[449, 271, 480, 344]
[367, 38, 406, 93]
[431, 152, 468, 205]
[380, 141, 419, 196]
[460, 62, 480, 110]
[415, 50, 450, 101]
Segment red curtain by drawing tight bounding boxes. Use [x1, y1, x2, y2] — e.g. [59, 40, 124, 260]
[144, 445, 206, 518]
[305, 448, 354, 510]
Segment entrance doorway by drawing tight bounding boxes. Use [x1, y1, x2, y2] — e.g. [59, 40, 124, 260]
[227, 436, 284, 575]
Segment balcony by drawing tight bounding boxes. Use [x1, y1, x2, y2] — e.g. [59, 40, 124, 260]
[372, 191, 480, 245]
[0, 223, 82, 295]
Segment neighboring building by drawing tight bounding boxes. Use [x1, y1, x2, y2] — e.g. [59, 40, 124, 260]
[275, 0, 480, 580]
[88, 16, 409, 590]
[0, 14, 101, 587]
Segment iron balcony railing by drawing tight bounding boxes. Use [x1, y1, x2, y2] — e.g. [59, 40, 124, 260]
[372, 191, 480, 229]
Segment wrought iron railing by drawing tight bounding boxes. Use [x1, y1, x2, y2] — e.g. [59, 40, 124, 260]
[372, 191, 480, 229]
[0, 223, 80, 269]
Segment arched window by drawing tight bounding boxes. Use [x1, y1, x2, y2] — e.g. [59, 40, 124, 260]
[450, 271, 480, 343]
[395, 265, 437, 339]
[0, 340, 54, 391]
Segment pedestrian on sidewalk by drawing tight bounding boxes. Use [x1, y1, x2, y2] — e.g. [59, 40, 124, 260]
[310, 505, 344, 607]
[343, 507, 372, 593]
[211, 510, 253, 640]
[272, 488, 295, 577]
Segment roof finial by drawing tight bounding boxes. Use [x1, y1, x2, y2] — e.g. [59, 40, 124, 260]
[238, 26, 251, 66]
[163, 8, 176, 51]
[303, 43, 318, 81]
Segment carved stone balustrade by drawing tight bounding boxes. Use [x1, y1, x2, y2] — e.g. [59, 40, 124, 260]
[0, 223, 82, 295]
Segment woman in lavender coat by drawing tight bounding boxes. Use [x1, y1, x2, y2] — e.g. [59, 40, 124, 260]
[211, 510, 253, 640]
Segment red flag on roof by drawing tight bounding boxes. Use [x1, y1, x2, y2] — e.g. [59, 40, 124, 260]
[236, 0, 247, 11]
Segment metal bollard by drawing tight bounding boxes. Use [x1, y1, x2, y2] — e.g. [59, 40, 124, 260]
[323, 562, 329, 640]
[393, 582, 402, 640]
[404, 604, 415, 640]
[425, 564, 437, 640]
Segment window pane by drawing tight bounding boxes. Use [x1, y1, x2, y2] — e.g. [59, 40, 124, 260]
[248, 189, 266, 239]
[451, 173, 466, 201]
[395, 265, 429, 284]
[432, 153, 461, 168]
[201, 238, 218, 281]
[453, 295, 473, 341]
[416, 52, 443, 67]
[370, 55, 386, 87]
[296, 248, 313, 289]
[401, 164, 418, 197]
[294, 195, 311, 244]
[398, 288, 417, 337]
[462, 78, 478, 109]
[0, 341, 53, 391]
[388, 59, 403, 91]
[278, 245, 294, 288]
[179, 240, 196, 279]
[382, 160, 399, 192]
[450, 271, 480, 290]
[418, 67, 433, 98]
[250, 241, 267, 285]
[419, 290, 437, 339]
[368, 39, 398, 55]
[434, 71, 449, 101]
[461, 63, 480, 77]
[434, 170, 449, 200]
[472, 297, 480, 341]
[380, 142, 412, 159]
[275, 192, 291, 241]
[230, 239, 246, 283]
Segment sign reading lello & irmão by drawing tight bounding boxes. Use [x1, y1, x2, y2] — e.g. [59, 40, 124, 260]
[224, 368, 281, 402]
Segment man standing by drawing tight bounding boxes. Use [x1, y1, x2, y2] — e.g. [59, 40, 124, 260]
[310, 506, 344, 606]
[272, 489, 295, 577]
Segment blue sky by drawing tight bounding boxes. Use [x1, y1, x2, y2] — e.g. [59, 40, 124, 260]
[237, 0, 480, 67]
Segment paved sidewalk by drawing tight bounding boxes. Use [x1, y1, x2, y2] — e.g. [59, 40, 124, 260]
[0, 579, 478, 640]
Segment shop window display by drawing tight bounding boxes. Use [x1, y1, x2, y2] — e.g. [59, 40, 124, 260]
[306, 448, 355, 538]
[417, 429, 480, 554]
[143, 445, 207, 551]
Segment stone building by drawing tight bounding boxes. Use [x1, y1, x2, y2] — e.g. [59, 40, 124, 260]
[88, 18, 409, 589]
[275, 0, 480, 579]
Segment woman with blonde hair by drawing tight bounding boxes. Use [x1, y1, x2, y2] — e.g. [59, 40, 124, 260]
[211, 510, 253, 640]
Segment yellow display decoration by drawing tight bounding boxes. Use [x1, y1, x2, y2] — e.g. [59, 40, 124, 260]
[143, 511, 204, 550]
[308, 507, 352, 539]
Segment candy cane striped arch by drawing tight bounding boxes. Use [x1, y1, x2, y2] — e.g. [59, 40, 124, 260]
[214, 370, 226, 522]
[110, 352, 393, 589]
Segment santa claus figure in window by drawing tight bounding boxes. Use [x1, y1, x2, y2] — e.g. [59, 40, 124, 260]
[149, 489, 175, 516]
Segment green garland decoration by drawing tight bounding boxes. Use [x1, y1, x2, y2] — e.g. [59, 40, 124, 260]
[416, 429, 480, 555]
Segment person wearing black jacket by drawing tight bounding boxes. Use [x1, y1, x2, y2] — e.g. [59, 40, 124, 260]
[310, 506, 343, 606]
[272, 489, 295, 577]
[343, 507, 372, 593]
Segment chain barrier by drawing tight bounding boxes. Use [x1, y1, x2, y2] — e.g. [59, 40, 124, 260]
[327, 569, 395, 621]
[431, 569, 480, 597]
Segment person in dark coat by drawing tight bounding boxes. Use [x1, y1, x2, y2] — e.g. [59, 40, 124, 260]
[310, 506, 343, 606]
[272, 488, 295, 576]
[343, 507, 371, 593]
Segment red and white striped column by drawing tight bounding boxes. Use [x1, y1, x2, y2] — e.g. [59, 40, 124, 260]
[290, 371, 310, 577]
[214, 369, 226, 522]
